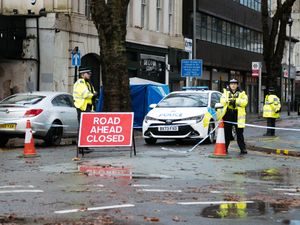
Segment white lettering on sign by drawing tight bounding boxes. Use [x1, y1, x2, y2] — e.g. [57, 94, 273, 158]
[87, 135, 125, 143]
[90, 126, 122, 134]
[93, 117, 121, 125]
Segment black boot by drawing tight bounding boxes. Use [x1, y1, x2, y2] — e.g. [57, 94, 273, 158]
[240, 150, 247, 155]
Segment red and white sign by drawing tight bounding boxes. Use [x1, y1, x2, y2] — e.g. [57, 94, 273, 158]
[283, 69, 288, 78]
[252, 62, 261, 77]
[78, 112, 134, 147]
[78, 165, 132, 179]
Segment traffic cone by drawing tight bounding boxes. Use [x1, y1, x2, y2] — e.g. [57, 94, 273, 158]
[209, 120, 230, 158]
[21, 120, 39, 158]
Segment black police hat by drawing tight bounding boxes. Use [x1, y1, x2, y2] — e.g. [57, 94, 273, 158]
[229, 79, 238, 84]
[79, 67, 92, 74]
[268, 87, 275, 92]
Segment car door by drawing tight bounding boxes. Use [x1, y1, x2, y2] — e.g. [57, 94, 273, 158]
[52, 94, 78, 136]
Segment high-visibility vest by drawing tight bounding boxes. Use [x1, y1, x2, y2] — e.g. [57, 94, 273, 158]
[219, 89, 248, 128]
[73, 78, 95, 111]
[263, 94, 281, 119]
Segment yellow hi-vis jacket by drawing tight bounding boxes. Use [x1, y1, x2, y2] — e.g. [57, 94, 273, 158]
[263, 94, 281, 119]
[219, 89, 248, 128]
[73, 78, 95, 111]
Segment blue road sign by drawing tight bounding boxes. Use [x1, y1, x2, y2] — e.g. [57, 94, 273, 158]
[181, 59, 203, 77]
[72, 51, 81, 67]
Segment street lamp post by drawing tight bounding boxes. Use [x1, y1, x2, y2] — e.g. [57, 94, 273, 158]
[287, 17, 293, 116]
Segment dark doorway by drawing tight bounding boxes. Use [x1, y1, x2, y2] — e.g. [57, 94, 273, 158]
[81, 53, 101, 93]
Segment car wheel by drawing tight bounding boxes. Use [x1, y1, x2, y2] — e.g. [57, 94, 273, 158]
[144, 138, 157, 145]
[204, 122, 215, 144]
[44, 121, 63, 146]
[0, 136, 9, 147]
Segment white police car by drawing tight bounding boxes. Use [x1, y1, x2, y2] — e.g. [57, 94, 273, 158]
[142, 87, 222, 144]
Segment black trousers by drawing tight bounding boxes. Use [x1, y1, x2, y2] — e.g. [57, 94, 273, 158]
[266, 118, 276, 135]
[223, 110, 246, 152]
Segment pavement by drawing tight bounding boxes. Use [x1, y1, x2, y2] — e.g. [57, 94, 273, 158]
[242, 111, 300, 157]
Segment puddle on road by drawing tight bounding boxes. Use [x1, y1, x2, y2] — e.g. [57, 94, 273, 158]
[234, 168, 300, 183]
[200, 201, 300, 219]
[282, 220, 300, 225]
[78, 164, 132, 180]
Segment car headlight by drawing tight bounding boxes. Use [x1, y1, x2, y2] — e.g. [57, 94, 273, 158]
[180, 115, 204, 123]
[144, 116, 158, 123]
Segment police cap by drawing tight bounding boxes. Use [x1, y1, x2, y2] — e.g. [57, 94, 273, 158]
[229, 79, 238, 84]
[268, 87, 275, 92]
[79, 67, 92, 74]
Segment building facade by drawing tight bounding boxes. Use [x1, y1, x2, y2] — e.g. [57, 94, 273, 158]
[126, 0, 185, 90]
[0, 0, 101, 99]
[183, 0, 265, 113]
[0, 0, 185, 100]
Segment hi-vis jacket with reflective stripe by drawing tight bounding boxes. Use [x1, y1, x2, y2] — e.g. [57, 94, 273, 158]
[219, 89, 248, 128]
[263, 94, 281, 119]
[73, 78, 95, 111]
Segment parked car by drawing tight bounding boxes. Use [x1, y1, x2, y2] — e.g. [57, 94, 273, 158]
[142, 88, 222, 144]
[0, 92, 78, 147]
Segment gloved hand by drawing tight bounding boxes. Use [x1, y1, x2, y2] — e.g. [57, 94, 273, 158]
[93, 91, 98, 97]
[229, 99, 236, 108]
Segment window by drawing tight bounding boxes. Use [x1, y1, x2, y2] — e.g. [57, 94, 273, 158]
[52, 95, 74, 107]
[201, 14, 207, 40]
[141, 0, 147, 28]
[207, 16, 212, 41]
[211, 18, 217, 43]
[156, 0, 161, 32]
[196, 12, 263, 53]
[168, 0, 173, 34]
[85, 0, 91, 19]
[210, 93, 221, 108]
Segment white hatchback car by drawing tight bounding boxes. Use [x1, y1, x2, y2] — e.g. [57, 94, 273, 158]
[142, 89, 222, 144]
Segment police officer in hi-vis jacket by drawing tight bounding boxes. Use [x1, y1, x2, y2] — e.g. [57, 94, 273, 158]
[220, 79, 248, 155]
[263, 87, 281, 136]
[73, 67, 97, 154]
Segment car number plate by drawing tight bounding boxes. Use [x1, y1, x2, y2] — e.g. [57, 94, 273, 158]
[0, 123, 16, 129]
[158, 126, 178, 132]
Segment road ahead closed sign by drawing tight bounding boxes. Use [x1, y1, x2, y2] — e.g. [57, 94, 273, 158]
[78, 112, 134, 147]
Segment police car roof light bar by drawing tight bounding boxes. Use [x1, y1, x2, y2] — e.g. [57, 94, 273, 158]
[182, 86, 209, 91]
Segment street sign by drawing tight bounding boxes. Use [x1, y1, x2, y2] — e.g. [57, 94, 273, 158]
[78, 112, 134, 147]
[181, 59, 203, 77]
[283, 68, 288, 78]
[72, 51, 81, 67]
[252, 62, 261, 77]
[184, 38, 193, 53]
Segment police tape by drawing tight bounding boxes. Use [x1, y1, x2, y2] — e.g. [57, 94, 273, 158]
[161, 119, 300, 154]
[223, 120, 300, 132]
[161, 123, 219, 154]
[0, 120, 75, 128]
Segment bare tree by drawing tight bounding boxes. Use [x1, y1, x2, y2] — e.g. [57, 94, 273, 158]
[261, 0, 296, 92]
[90, 0, 131, 112]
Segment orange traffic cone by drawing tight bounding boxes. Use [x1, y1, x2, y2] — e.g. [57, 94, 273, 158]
[209, 120, 230, 158]
[21, 120, 39, 158]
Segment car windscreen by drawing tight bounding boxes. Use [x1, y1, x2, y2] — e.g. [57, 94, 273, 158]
[0, 95, 45, 105]
[157, 93, 209, 107]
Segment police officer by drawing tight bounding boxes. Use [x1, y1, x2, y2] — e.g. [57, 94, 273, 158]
[220, 79, 248, 155]
[73, 67, 97, 154]
[263, 87, 281, 136]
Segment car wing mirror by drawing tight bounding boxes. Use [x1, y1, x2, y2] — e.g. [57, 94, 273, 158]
[149, 103, 157, 109]
[215, 103, 223, 109]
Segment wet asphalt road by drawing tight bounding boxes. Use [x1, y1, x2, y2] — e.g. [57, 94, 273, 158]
[0, 133, 300, 225]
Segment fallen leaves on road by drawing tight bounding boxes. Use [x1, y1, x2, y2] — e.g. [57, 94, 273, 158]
[144, 216, 160, 222]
